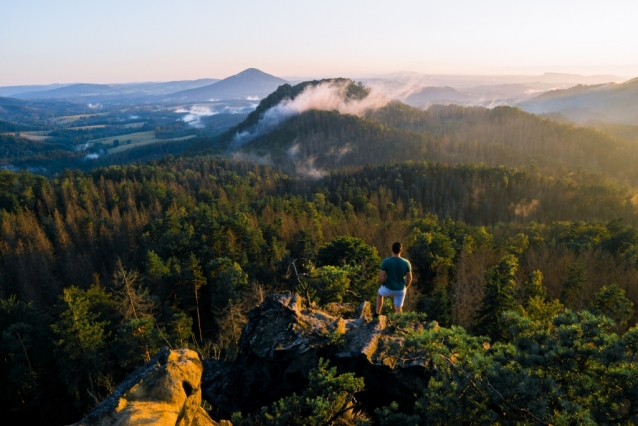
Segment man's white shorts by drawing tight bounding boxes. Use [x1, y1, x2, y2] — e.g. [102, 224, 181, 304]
[378, 285, 406, 307]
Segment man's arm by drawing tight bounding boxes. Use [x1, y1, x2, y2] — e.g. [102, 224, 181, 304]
[405, 271, 413, 289]
[379, 270, 386, 284]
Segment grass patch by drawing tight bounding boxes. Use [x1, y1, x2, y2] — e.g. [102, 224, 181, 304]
[66, 122, 145, 130]
[46, 113, 108, 125]
[85, 131, 195, 154]
[0, 131, 52, 141]
[123, 122, 146, 129]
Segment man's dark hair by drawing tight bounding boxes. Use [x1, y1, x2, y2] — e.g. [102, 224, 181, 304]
[392, 242, 402, 254]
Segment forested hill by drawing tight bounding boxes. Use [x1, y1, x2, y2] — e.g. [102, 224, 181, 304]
[188, 80, 638, 185]
[240, 110, 438, 175]
[187, 78, 369, 154]
[0, 119, 42, 132]
[368, 102, 638, 183]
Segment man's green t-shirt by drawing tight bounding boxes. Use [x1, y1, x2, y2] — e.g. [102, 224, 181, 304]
[380, 257, 412, 290]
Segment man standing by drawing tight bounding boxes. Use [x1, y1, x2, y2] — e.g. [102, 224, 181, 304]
[375, 242, 412, 316]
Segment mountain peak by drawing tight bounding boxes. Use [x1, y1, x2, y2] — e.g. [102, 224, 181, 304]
[226, 68, 285, 82]
[237, 68, 267, 75]
[165, 68, 287, 101]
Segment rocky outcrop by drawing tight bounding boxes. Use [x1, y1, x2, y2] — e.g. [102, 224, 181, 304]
[72, 348, 221, 426]
[202, 293, 434, 419]
[72, 294, 435, 424]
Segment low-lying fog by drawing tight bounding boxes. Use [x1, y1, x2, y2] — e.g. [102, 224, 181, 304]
[174, 101, 257, 128]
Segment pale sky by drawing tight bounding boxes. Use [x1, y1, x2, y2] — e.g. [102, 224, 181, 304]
[1, 0, 637, 85]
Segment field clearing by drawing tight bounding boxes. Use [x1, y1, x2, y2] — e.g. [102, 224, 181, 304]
[20, 134, 52, 141]
[123, 122, 146, 129]
[66, 122, 145, 130]
[1, 131, 51, 141]
[86, 131, 195, 154]
[47, 113, 109, 125]
[67, 125, 106, 130]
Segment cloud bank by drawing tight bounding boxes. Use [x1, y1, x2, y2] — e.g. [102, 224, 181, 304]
[176, 104, 257, 128]
[232, 81, 389, 148]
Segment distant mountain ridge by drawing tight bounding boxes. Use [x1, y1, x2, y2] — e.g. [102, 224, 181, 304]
[8, 69, 287, 104]
[165, 68, 287, 101]
[0, 83, 70, 97]
[16, 84, 113, 99]
[10, 78, 220, 101]
[519, 77, 638, 125]
[405, 86, 468, 106]
[400, 83, 543, 108]
[532, 72, 621, 85]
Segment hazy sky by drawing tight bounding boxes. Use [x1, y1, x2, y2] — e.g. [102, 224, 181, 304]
[1, 0, 638, 85]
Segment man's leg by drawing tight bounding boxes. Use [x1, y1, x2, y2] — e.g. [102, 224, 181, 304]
[393, 289, 406, 313]
[376, 294, 383, 315]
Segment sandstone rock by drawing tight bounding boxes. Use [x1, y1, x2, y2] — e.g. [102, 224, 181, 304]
[354, 300, 371, 320]
[202, 293, 433, 418]
[72, 348, 218, 426]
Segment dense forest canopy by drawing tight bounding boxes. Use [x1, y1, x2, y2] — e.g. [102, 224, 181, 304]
[2, 155, 638, 423]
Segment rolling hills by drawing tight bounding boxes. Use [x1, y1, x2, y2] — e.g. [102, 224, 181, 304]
[6, 69, 287, 104]
[0, 83, 70, 97]
[188, 79, 638, 186]
[10, 78, 220, 102]
[519, 77, 638, 125]
[404, 84, 539, 107]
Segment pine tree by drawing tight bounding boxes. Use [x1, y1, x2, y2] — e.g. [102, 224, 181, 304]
[232, 359, 368, 426]
[315, 236, 381, 302]
[52, 287, 109, 408]
[560, 259, 586, 309]
[590, 283, 634, 333]
[418, 283, 451, 326]
[474, 254, 519, 341]
[314, 264, 357, 304]
[186, 253, 206, 342]
[522, 270, 546, 304]
[111, 260, 159, 365]
[112, 260, 155, 321]
[522, 270, 564, 324]
[0, 296, 51, 424]
[407, 229, 456, 294]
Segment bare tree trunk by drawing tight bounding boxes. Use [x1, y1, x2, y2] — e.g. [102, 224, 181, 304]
[195, 284, 203, 342]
